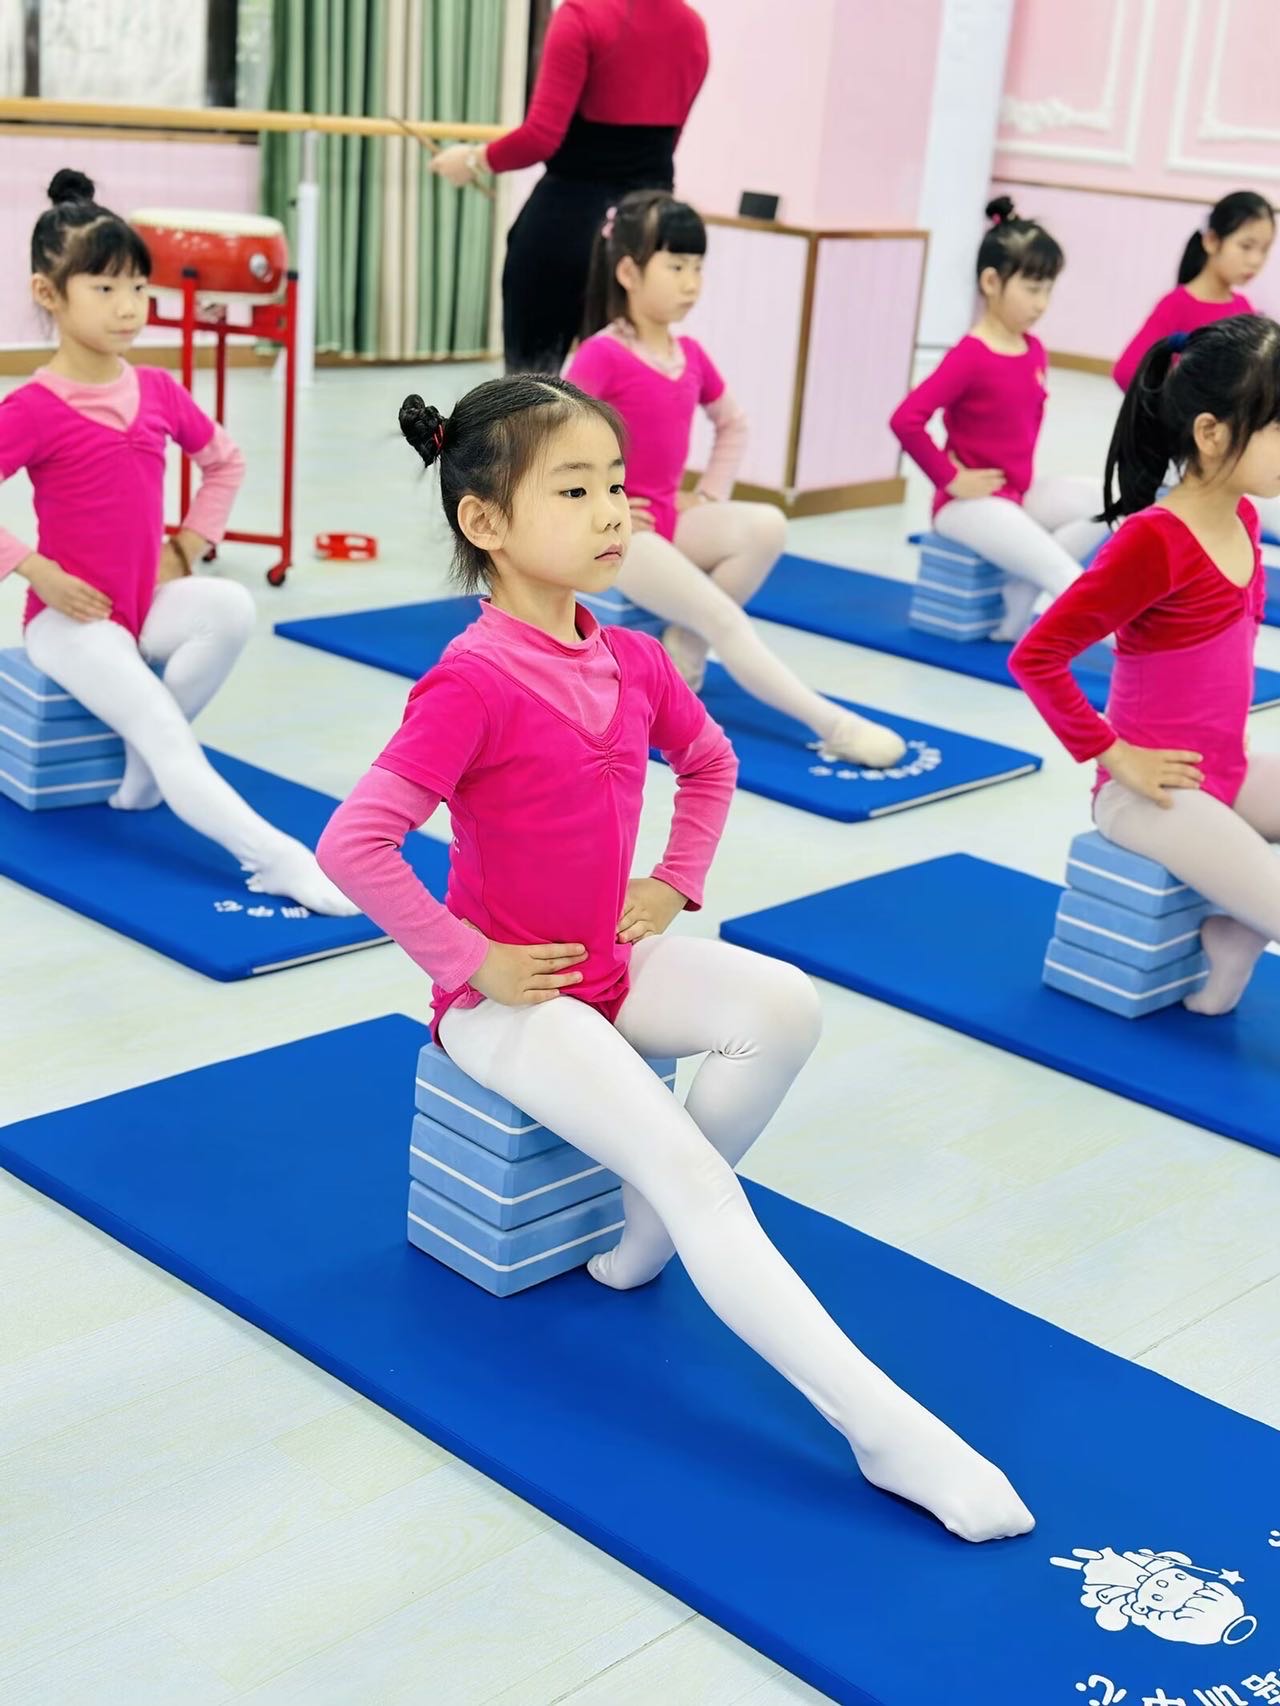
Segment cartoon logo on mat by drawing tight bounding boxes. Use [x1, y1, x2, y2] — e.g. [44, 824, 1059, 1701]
[806, 736, 942, 783]
[1052, 1548, 1258, 1647]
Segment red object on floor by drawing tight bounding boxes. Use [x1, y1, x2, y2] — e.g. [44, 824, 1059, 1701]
[131, 209, 298, 587]
[314, 532, 379, 563]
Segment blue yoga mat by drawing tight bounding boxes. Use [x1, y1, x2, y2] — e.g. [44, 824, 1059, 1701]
[747, 556, 1280, 712]
[0, 751, 448, 980]
[275, 599, 1042, 822]
[5, 1015, 1280, 1706]
[723, 853, 1280, 1158]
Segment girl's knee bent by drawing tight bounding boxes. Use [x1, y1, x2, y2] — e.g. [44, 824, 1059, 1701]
[175, 577, 256, 644]
[743, 501, 787, 555]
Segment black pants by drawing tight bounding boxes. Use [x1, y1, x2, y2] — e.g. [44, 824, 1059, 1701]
[501, 174, 628, 375]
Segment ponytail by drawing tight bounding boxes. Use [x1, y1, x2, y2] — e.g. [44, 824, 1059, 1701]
[1177, 230, 1207, 287]
[1103, 315, 1280, 524]
[580, 218, 615, 341]
[1103, 338, 1181, 524]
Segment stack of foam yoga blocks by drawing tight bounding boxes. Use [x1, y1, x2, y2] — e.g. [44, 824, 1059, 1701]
[906, 533, 1007, 642]
[408, 1041, 677, 1296]
[1043, 830, 1210, 1018]
[0, 648, 123, 811]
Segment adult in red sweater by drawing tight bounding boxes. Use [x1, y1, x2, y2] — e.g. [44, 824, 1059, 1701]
[432, 0, 708, 375]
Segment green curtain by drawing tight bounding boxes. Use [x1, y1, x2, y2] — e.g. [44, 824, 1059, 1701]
[261, 0, 503, 359]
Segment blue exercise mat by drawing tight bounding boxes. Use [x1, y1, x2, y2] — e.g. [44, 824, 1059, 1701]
[722, 853, 1280, 1158]
[0, 751, 448, 980]
[747, 556, 1280, 712]
[275, 599, 1042, 821]
[5, 1015, 1280, 1706]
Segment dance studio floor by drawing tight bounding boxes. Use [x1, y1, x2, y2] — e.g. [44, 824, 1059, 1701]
[4, 357, 1280, 1703]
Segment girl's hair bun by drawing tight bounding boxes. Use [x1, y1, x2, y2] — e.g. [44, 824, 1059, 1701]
[48, 168, 96, 206]
[985, 194, 1016, 225]
[399, 394, 447, 467]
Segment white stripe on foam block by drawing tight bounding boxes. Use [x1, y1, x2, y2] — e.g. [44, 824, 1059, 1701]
[408, 1209, 626, 1273]
[409, 1143, 607, 1206]
[1067, 854, 1190, 900]
[1044, 954, 1206, 1000]
[1060, 915, 1202, 955]
[0, 666, 74, 707]
[416, 1068, 677, 1138]
[0, 765, 123, 797]
[0, 721, 115, 754]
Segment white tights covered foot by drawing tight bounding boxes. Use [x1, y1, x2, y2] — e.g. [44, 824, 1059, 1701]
[820, 711, 907, 769]
[848, 1382, 1036, 1543]
[247, 836, 361, 916]
[1184, 912, 1266, 1016]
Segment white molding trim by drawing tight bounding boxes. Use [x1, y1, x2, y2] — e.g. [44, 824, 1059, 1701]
[1167, 0, 1280, 179]
[996, 0, 1155, 166]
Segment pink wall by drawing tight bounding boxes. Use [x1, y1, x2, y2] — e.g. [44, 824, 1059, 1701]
[676, 0, 835, 225]
[795, 237, 926, 491]
[994, 0, 1280, 201]
[992, 0, 1280, 361]
[677, 0, 943, 228]
[684, 224, 809, 488]
[1, 135, 260, 349]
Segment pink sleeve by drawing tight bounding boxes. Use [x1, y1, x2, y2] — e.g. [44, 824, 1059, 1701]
[564, 334, 619, 398]
[1010, 519, 1174, 762]
[184, 423, 245, 545]
[888, 343, 974, 492]
[155, 368, 217, 458]
[485, 4, 591, 173]
[698, 389, 748, 502]
[1113, 297, 1173, 393]
[0, 393, 38, 579]
[651, 715, 737, 910]
[376, 663, 489, 795]
[317, 768, 487, 992]
[641, 635, 737, 909]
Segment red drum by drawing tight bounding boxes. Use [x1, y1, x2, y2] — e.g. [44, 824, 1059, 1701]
[128, 209, 288, 303]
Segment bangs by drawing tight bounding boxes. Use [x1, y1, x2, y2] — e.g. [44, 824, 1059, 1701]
[653, 201, 706, 258]
[1010, 227, 1064, 282]
[82, 218, 152, 278]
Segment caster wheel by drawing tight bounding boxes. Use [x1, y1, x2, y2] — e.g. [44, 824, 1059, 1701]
[266, 565, 287, 587]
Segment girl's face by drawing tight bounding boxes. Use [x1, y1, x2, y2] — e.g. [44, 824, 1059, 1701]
[32, 268, 149, 354]
[1224, 418, 1280, 499]
[1205, 217, 1275, 289]
[621, 250, 704, 326]
[469, 413, 630, 595]
[982, 267, 1054, 334]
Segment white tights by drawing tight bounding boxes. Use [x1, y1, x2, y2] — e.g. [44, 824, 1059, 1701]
[617, 502, 905, 766]
[934, 476, 1110, 641]
[440, 933, 1033, 1542]
[24, 579, 356, 915]
[1094, 753, 1280, 1015]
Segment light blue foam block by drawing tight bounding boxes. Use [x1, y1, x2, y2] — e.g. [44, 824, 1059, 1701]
[915, 533, 1008, 593]
[409, 1111, 621, 1230]
[406, 1177, 625, 1297]
[0, 701, 123, 765]
[1042, 935, 1208, 1017]
[1065, 829, 1204, 917]
[0, 751, 124, 811]
[1053, 888, 1208, 971]
[415, 1042, 677, 1161]
[906, 593, 1002, 642]
[0, 647, 88, 724]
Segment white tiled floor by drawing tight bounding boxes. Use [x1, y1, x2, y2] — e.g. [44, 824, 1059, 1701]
[3, 358, 1280, 1704]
